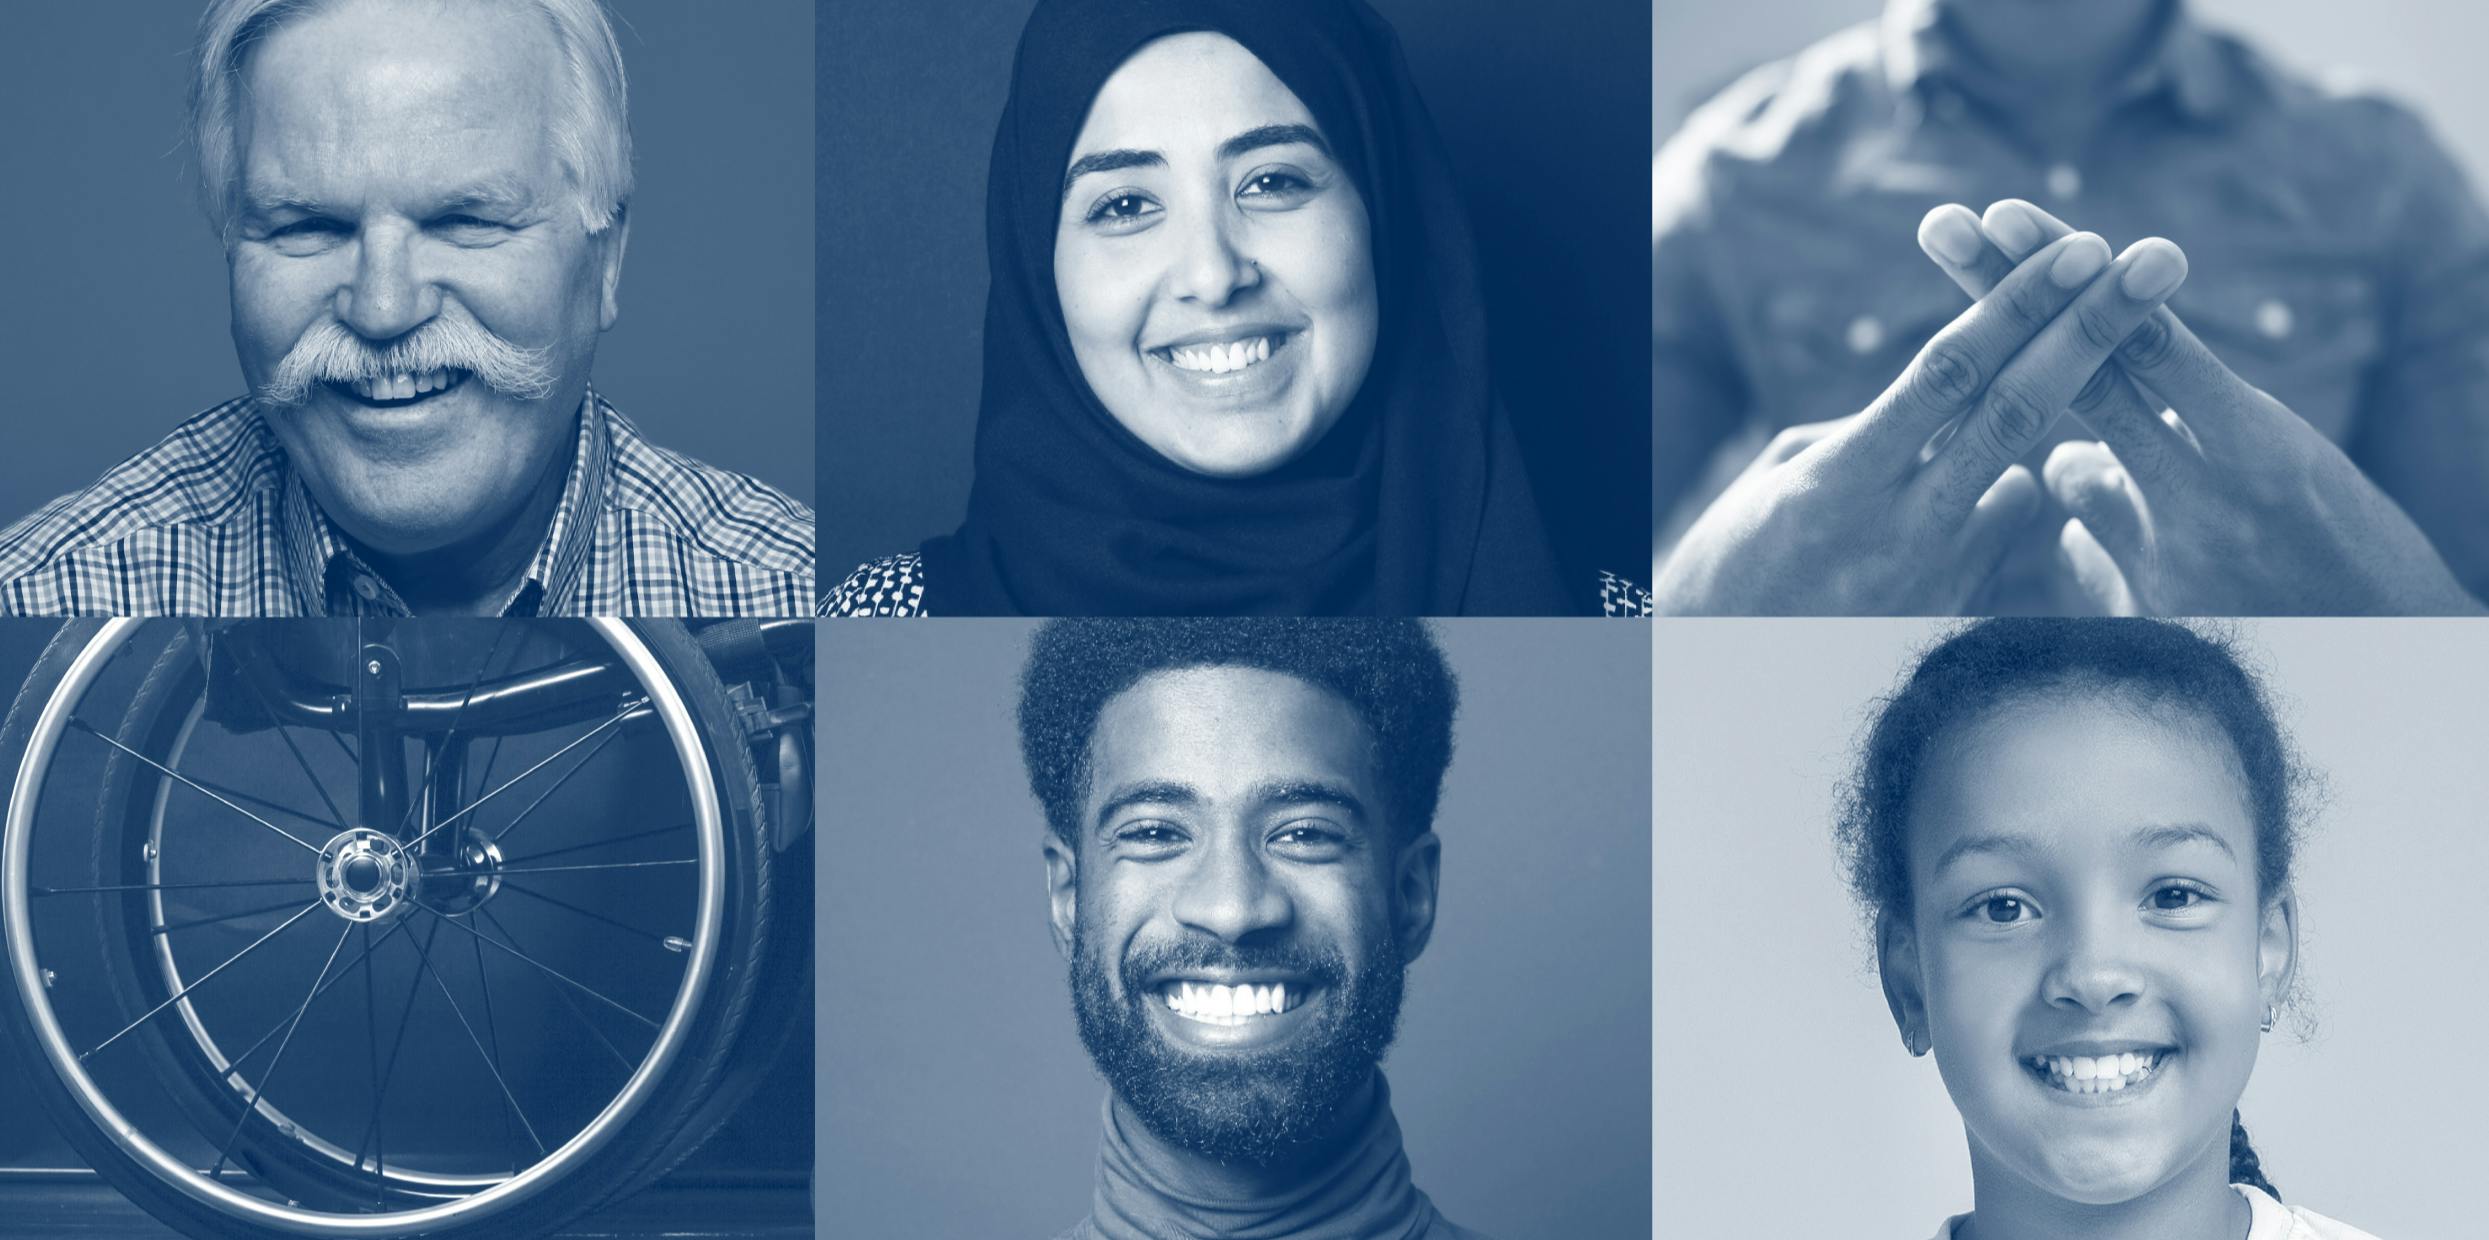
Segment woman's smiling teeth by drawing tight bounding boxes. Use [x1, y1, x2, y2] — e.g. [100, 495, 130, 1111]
[1162, 980, 1303, 1026]
[2025, 1050, 2168, 1094]
[1164, 336, 1276, 374]
[346, 369, 460, 403]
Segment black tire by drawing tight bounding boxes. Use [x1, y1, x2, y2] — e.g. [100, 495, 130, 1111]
[0, 619, 798, 1240]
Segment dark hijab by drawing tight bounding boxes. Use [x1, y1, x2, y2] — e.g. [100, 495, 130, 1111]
[918, 0, 1574, 616]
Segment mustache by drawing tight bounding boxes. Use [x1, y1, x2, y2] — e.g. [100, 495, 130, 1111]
[258, 315, 557, 406]
[1118, 937, 1349, 993]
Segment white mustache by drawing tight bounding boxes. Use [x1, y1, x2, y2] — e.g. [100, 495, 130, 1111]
[259, 315, 557, 405]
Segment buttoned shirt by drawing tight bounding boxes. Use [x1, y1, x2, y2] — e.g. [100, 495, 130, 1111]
[1654, 0, 2489, 609]
[0, 392, 814, 616]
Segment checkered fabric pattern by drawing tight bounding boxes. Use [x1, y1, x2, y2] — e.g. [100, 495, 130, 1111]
[0, 392, 814, 617]
[820, 552, 1652, 617]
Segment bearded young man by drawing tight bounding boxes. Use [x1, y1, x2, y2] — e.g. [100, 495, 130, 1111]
[1017, 618, 1492, 1240]
[0, 0, 812, 616]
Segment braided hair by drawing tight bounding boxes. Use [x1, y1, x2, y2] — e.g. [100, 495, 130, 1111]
[2230, 1110, 2280, 1200]
[1835, 619, 2308, 1202]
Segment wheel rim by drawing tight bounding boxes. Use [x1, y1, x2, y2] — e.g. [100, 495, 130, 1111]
[4, 619, 726, 1235]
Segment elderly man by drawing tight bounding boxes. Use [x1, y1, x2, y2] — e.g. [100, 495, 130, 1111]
[1018, 618, 1491, 1240]
[1654, 0, 2489, 614]
[0, 0, 812, 616]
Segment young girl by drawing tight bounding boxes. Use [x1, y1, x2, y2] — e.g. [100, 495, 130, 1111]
[1838, 619, 2378, 1240]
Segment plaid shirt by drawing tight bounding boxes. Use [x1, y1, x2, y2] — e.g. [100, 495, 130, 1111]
[0, 393, 813, 616]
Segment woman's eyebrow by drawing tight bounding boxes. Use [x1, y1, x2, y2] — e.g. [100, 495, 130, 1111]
[1215, 123, 1329, 162]
[1059, 124, 1333, 202]
[1062, 148, 1164, 202]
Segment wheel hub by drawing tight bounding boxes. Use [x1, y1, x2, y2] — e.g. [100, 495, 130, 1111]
[419, 829, 505, 915]
[317, 828, 411, 922]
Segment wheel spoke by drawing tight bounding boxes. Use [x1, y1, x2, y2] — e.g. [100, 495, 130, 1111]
[349, 918, 441, 1182]
[405, 918, 546, 1156]
[479, 906, 638, 1074]
[405, 697, 648, 852]
[470, 928, 519, 1172]
[469, 733, 507, 819]
[411, 902, 661, 1030]
[80, 902, 321, 1062]
[209, 919, 409, 1085]
[161, 774, 342, 835]
[209, 921, 356, 1178]
[360, 924, 385, 1204]
[500, 820, 691, 868]
[68, 718, 321, 855]
[481, 726, 630, 849]
[398, 626, 516, 837]
[487, 859, 697, 878]
[153, 898, 305, 937]
[220, 635, 353, 831]
[36, 877, 309, 896]
[496, 881, 688, 949]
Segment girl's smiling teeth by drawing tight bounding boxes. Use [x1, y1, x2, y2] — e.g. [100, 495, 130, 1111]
[1162, 979, 1306, 1026]
[1159, 334, 1286, 374]
[2024, 1049, 2171, 1094]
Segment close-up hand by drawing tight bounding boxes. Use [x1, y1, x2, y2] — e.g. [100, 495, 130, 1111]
[1654, 227, 2187, 614]
[1920, 198, 2485, 616]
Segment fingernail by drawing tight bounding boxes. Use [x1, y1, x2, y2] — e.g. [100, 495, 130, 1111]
[2120, 241, 2187, 300]
[2049, 234, 2110, 288]
[1921, 209, 1983, 266]
[1984, 203, 2043, 257]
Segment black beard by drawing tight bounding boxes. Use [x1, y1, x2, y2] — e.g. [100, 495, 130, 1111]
[1069, 925, 1404, 1167]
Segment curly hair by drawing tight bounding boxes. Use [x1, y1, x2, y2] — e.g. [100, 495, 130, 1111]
[1017, 618, 1457, 849]
[1835, 618, 2308, 1201]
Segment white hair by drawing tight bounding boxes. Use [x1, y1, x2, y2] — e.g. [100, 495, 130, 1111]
[190, 0, 634, 241]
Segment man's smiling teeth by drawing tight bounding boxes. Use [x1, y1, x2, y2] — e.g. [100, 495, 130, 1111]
[2026, 1051, 2166, 1094]
[348, 369, 456, 402]
[1162, 980, 1300, 1026]
[1166, 336, 1274, 374]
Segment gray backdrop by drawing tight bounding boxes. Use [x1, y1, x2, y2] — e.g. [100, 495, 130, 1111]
[1654, 619, 2489, 1236]
[1654, 0, 2489, 190]
[817, 0, 1654, 586]
[817, 619, 1653, 1238]
[0, 0, 816, 522]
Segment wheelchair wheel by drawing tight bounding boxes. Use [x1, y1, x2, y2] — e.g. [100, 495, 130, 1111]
[0, 619, 788, 1239]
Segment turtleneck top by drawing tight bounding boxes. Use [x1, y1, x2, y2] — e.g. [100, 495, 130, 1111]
[1053, 1073, 1493, 1240]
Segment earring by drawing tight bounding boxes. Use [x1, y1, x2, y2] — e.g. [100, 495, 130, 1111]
[1904, 1027, 1926, 1057]
[2260, 1005, 2275, 1034]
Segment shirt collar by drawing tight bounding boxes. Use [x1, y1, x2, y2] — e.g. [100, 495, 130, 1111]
[1079, 1072, 1444, 1240]
[271, 390, 611, 617]
[1881, 0, 2236, 125]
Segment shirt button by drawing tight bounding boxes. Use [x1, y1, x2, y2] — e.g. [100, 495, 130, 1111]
[2045, 163, 2082, 199]
[352, 574, 380, 601]
[1845, 314, 1886, 355]
[2255, 298, 2294, 340]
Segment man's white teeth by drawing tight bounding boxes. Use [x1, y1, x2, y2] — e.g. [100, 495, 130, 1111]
[350, 369, 453, 401]
[1166, 336, 1274, 374]
[1162, 980, 1298, 1025]
[2026, 1051, 2164, 1094]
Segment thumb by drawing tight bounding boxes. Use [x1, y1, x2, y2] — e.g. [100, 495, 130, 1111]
[2059, 518, 2142, 616]
[1950, 464, 2041, 608]
[2042, 440, 2156, 586]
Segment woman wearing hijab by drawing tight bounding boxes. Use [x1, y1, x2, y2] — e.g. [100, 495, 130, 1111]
[823, 0, 1647, 617]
